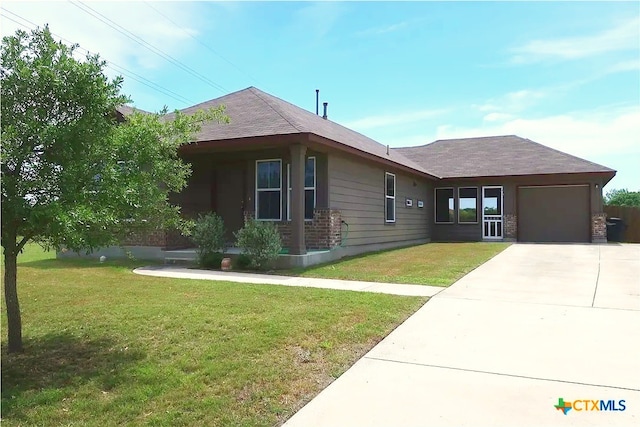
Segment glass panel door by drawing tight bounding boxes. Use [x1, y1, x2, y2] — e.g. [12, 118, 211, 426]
[482, 186, 503, 239]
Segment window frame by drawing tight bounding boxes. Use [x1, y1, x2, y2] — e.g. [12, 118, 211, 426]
[385, 172, 396, 223]
[434, 187, 455, 224]
[287, 156, 316, 221]
[458, 187, 479, 224]
[255, 159, 282, 221]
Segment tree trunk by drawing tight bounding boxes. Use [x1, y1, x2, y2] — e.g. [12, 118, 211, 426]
[4, 247, 23, 353]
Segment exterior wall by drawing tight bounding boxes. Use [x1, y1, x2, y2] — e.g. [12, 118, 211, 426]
[328, 152, 432, 248]
[244, 209, 342, 250]
[435, 174, 608, 242]
[120, 228, 167, 247]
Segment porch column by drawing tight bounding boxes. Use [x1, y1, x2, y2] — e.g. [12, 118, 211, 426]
[290, 144, 307, 255]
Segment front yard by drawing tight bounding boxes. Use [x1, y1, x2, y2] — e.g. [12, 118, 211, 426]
[285, 242, 510, 286]
[1, 245, 425, 426]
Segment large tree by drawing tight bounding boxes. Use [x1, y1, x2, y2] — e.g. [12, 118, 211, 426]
[1, 27, 227, 353]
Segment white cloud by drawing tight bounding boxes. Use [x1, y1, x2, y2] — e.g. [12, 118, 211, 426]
[0, 1, 204, 71]
[476, 89, 547, 113]
[345, 108, 448, 131]
[435, 106, 640, 159]
[483, 112, 514, 122]
[605, 59, 640, 74]
[510, 17, 640, 64]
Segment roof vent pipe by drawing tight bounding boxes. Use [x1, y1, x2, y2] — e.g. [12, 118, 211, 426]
[387, 145, 390, 155]
[315, 89, 319, 115]
[322, 102, 328, 120]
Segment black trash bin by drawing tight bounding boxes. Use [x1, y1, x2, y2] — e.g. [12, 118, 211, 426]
[606, 217, 626, 242]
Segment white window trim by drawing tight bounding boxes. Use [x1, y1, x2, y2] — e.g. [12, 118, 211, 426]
[458, 186, 479, 224]
[385, 172, 396, 223]
[434, 187, 455, 224]
[287, 157, 316, 221]
[255, 159, 282, 221]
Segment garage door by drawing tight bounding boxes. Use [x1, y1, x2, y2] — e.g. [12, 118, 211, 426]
[518, 185, 590, 242]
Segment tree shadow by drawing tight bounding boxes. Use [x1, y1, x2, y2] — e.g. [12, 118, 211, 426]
[1, 333, 145, 418]
[17, 257, 156, 270]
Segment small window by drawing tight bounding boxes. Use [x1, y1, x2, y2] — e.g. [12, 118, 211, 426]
[256, 159, 281, 220]
[458, 187, 478, 223]
[385, 172, 396, 223]
[287, 157, 316, 220]
[435, 188, 454, 223]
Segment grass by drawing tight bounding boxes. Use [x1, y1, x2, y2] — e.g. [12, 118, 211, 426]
[1, 244, 426, 426]
[284, 242, 510, 286]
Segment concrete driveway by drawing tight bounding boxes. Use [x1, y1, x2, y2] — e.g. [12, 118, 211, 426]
[284, 244, 640, 427]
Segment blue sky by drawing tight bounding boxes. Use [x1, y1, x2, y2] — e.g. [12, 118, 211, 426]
[2, 1, 639, 191]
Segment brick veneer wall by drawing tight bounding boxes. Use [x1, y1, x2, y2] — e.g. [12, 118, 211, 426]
[503, 214, 517, 240]
[121, 228, 166, 247]
[592, 213, 607, 242]
[243, 209, 342, 250]
[120, 227, 193, 249]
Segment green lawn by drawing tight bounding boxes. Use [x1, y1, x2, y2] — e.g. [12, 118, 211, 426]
[1, 245, 425, 426]
[284, 242, 510, 286]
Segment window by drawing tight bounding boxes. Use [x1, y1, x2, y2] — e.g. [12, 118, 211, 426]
[287, 157, 316, 220]
[458, 187, 478, 223]
[435, 188, 454, 223]
[256, 159, 281, 220]
[385, 172, 396, 223]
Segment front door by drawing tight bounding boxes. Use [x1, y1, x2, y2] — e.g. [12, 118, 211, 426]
[215, 163, 246, 245]
[482, 186, 503, 239]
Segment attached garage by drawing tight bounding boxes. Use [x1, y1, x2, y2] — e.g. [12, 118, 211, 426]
[518, 185, 591, 242]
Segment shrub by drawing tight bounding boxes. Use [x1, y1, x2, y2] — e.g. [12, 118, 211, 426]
[235, 254, 252, 270]
[191, 213, 226, 268]
[234, 219, 282, 270]
[199, 252, 225, 269]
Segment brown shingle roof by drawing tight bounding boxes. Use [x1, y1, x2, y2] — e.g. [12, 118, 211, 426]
[393, 135, 616, 178]
[171, 87, 435, 177]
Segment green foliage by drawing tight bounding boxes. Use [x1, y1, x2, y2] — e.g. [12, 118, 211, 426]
[458, 208, 477, 222]
[604, 188, 640, 207]
[0, 26, 229, 352]
[198, 251, 225, 269]
[234, 219, 282, 270]
[1, 25, 229, 254]
[235, 254, 252, 270]
[190, 213, 226, 268]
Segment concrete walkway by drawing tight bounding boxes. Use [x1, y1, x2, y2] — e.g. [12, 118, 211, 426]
[284, 244, 640, 427]
[133, 265, 442, 297]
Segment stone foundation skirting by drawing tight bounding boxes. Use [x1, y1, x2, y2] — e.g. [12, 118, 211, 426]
[592, 212, 607, 243]
[503, 214, 517, 240]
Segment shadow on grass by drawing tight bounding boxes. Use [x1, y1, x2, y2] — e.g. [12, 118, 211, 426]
[18, 257, 158, 270]
[1, 333, 145, 417]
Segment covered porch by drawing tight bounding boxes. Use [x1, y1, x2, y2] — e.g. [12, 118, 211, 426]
[172, 134, 343, 255]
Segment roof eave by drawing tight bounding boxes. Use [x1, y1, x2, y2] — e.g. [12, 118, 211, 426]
[437, 170, 617, 181]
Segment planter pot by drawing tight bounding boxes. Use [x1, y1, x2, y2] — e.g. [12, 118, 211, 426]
[221, 257, 232, 271]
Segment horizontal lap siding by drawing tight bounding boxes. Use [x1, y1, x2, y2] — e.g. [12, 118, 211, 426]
[328, 154, 431, 247]
[433, 223, 481, 241]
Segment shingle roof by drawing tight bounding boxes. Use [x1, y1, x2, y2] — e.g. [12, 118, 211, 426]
[393, 135, 616, 178]
[171, 87, 434, 177]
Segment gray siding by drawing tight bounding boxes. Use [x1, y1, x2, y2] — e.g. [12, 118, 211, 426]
[328, 153, 432, 247]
